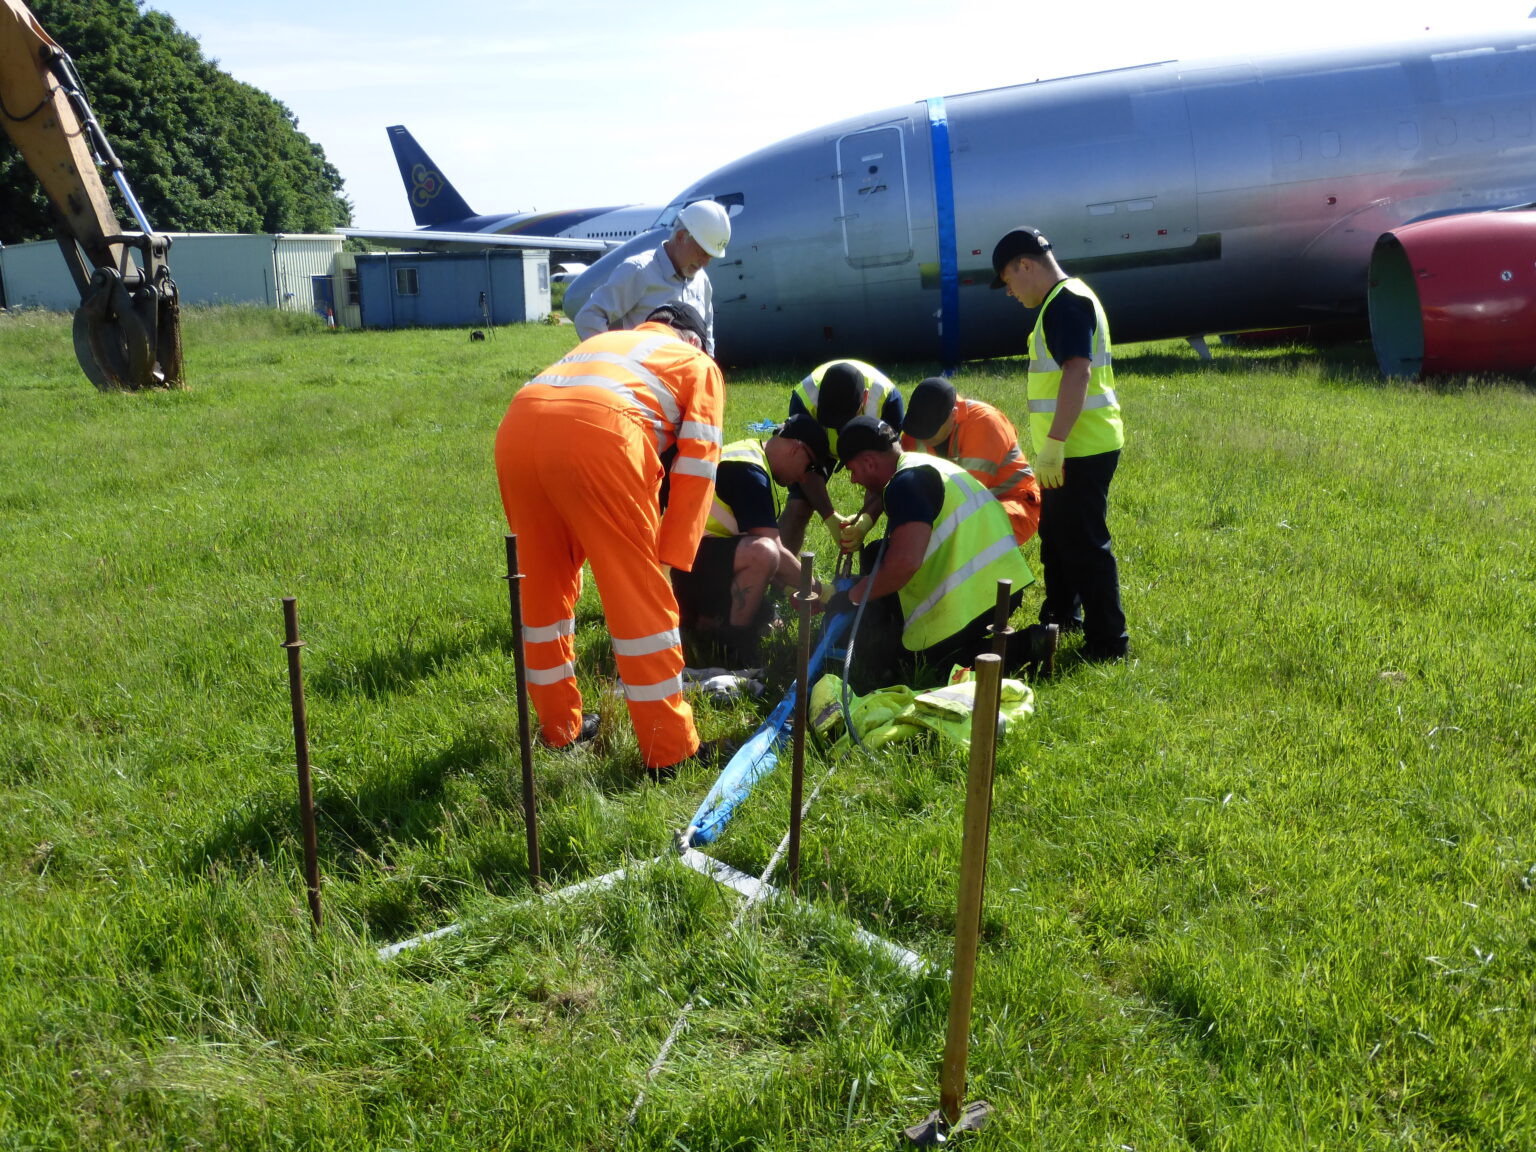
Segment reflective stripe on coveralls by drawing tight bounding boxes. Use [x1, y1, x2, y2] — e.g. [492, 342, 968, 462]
[1026, 278, 1124, 458]
[496, 324, 724, 768]
[890, 453, 1034, 651]
[704, 439, 769, 538]
[791, 359, 898, 455]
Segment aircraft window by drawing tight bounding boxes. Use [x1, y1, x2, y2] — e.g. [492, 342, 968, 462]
[1510, 109, 1532, 138]
[1280, 135, 1303, 163]
[1126, 199, 1154, 212]
[1320, 131, 1341, 159]
[395, 268, 419, 297]
[1473, 114, 1494, 142]
[1397, 122, 1420, 149]
[1437, 118, 1457, 146]
[1088, 203, 1117, 216]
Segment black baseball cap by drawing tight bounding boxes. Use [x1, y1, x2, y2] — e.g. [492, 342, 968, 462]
[815, 362, 866, 431]
[902, 377, 958, 441]
[645, 302, 709, 346]
[776, 413, 835, 477]
[990, 227, 1052, 289]
[836, 415, 900, 468]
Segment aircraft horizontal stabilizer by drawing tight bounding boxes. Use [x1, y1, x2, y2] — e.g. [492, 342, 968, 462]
[338, 228, 609, 255]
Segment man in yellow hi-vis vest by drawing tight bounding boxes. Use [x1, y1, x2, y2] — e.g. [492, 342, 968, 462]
[822, 416, 1041, 692]
[992, 227, 1129, 662]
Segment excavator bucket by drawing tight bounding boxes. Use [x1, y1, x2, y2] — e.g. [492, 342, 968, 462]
[3, 0, 186, 391]
[71, 257, 185, 392]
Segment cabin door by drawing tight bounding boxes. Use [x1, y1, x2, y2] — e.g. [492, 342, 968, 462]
[836, 125, 914, 269]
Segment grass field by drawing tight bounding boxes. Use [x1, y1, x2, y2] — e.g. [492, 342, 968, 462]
[1, 306, 1532, 1150]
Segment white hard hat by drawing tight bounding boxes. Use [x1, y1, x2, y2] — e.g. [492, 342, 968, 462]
[677, 200, 731, 258]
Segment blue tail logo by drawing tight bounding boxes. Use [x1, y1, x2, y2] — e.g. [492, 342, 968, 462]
[410, 163, 444, 209]
[387, 125, 476, 227]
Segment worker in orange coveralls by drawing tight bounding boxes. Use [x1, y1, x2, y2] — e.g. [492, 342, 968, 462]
[494, 303, 726, 779]
[899, 376, 1042, 546]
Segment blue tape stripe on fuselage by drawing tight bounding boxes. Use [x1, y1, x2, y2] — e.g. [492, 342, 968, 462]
[926, 96, 960, 371]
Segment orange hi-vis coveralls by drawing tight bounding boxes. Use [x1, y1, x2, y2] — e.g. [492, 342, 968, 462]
[901, 396, 1042, 546]
[494, 323, 725, 770]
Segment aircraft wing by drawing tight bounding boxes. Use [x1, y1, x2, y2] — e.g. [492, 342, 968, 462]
[338, 228, 610, 254]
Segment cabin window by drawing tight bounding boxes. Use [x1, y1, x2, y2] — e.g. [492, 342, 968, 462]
[344, 269, 360, 306]
[395, 268, 419, 296]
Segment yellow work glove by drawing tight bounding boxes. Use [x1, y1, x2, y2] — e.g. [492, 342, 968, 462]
[839, 512, 875, 554]
[1035, 436, 1067, 489]
[822, 512, 852, 536]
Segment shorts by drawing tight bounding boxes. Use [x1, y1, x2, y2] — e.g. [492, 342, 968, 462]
[670, 535, 742, 627]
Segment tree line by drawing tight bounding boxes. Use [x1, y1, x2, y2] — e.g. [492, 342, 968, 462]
[0, 0, 350, 244]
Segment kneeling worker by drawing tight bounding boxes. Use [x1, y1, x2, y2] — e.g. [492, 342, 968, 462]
[824, 416, 1036, 691]
[779, 360, 905, 554]
[900, 376, 1042, 546]
[671, 414, 834, 667]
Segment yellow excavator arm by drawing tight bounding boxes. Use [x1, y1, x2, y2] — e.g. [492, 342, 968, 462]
[1, 0, 183, 389]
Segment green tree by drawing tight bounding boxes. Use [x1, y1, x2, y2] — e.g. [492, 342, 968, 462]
[0, 0, 351, 243]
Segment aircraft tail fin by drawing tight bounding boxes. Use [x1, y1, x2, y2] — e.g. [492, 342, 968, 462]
[386, 125, 476, 227]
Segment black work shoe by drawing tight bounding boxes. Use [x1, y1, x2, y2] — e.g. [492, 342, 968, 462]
[543, 712, 600, 751]
[1043, 615, 1084, 635]
[646, 736, 738, 783]
[1023, 622, 1059, 679]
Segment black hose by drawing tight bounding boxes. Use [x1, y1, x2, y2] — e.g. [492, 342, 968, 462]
[838, 539, 886, 754]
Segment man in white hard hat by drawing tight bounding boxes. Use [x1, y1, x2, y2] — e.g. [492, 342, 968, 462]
[573, 200, 731, 356]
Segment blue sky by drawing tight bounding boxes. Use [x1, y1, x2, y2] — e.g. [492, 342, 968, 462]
[142, 0, 1533, 231]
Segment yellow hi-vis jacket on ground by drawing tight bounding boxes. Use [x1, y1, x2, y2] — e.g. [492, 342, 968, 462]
[1027, 278, 1124, 458]
[703, 439, 769, 538]
[810, 668, 1036, 755]
[890, 453, 1033, 651]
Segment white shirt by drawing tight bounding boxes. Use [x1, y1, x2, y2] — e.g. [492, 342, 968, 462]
[572, 241, 715, 355]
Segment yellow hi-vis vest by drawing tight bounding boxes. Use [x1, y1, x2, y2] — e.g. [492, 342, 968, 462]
[792, 360, 898, 455]
[891, 453, 1034, 651]
[1027, 278, 1124, 458]
[704, 439, 769, 538]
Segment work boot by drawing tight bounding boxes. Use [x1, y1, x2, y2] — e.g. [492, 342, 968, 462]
[713, 624, 764, 670]
[1020, 623, 1058, 679]
[646, 736, 738, 783]
[543, 712, 600, 751]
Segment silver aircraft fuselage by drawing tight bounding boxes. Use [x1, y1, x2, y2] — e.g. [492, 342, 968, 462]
[568, 28, 1536, 365]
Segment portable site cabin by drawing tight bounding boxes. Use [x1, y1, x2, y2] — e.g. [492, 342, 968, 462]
[0, 233, 343, 313]
[351, 249, 551, 330]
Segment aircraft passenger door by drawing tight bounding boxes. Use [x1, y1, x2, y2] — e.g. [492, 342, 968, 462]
[835, 126, 914, 269]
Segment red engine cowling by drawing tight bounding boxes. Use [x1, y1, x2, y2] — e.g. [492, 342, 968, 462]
[1368, 211, 1536, 378]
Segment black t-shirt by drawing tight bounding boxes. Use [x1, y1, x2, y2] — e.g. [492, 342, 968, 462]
[883, 462, 945, 530]
[716, 458, 777, 532]
[1040, 282, 1098, 366]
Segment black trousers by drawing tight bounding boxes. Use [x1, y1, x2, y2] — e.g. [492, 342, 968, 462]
[842, 578, 1028, 694]
[1037, 448, 1127, 657]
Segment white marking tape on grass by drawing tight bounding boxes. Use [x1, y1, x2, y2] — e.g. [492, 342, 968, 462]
[376, 855, 662, 960]
[377, 849, 925, 977]
[676, 847, 928, 977]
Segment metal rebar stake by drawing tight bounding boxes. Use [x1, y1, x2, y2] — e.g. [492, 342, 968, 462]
[504, 535, 541, 887]
[788, 552, 815, 896]
[989, 578, 1013, 660]
[905, 653, 1004, 1146]
[281, 597, 323, 932]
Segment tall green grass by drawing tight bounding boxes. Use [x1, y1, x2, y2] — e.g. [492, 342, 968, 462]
[1, 307, 1532, 1149]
